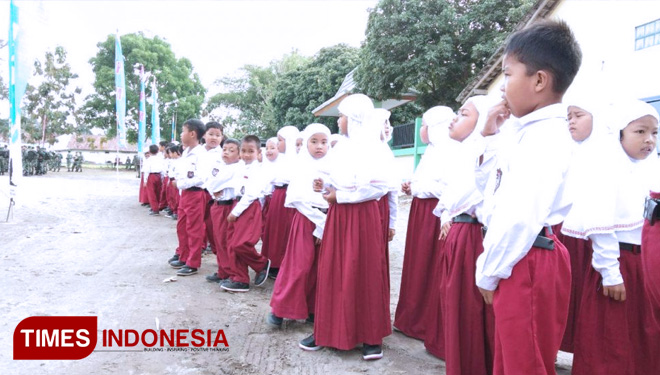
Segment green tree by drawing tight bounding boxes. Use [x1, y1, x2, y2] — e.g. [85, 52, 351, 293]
[83, 33, 206, 144]
[270, 44, 360, 134]
[22, 46, 81, 145]
[206, 50, 311, 138]
[357, 0, 534, 110]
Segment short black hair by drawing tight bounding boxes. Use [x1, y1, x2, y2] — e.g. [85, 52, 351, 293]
[504, 19, 582, 95]
[183, 119, 206, 142]
[167, 144, 182, 155]
[242, 135, 261, 148]
[223, 138, 241, 149]
[159, 141, 169, 147]
[148, 144, 159, 154]
[205, 121, 224, 133]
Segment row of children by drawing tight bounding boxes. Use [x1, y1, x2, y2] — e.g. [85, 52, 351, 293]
[140, 19, 660, 372]
[391, 20, 660, 375]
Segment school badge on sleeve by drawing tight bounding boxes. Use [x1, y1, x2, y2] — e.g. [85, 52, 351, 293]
[494, 168, 502, 193]
[187, 171, 194, 179]
[212, 168, 219, 177]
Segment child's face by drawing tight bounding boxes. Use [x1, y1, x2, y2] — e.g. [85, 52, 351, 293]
[296, 138, 303, 153]
[620, 115, 658, 160]
[338, 114, 348, 135]
[240, 141, 260, 164]
[567, 106, 593, 142]
[222, 143, 240, 164]
[265, 141, 279, 161]
[277, 135, 286, 153]
[420, 122, 429, 144]
[501, 53, 537, 118]
[170, 152, 181, 159]
[181, 125, 194, 147]
[307, 133, 329, 159]
[204, 128, 223, 150]
[448, 101, 479, 142]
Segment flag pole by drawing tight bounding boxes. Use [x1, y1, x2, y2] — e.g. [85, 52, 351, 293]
[6, 0, 18, 222]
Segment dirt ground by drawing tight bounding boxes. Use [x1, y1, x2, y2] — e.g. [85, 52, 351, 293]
[0, 168, 573, 374]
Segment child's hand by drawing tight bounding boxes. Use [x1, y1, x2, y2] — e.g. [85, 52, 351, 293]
[603, 283, 626, 301]
[171, 180, 177, 189]
[322, 186, 337, 204]
[481, 100, 511, 136]
[439, 221, 452, 240]
[401, 181, 411, 195]
[227, 214, 237, 223]
[313, 178, 324, 192]
[213, 191, 222, 198]
[479, 287, 494, 305]
[388, 228, 396, 242]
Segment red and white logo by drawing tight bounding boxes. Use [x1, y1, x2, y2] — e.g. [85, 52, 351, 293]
[14, 316, 97, 360]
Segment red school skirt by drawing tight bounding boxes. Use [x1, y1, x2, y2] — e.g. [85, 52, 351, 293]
[314, 200, 391, 350]
[643, 191, 660, 311]
[270, 210, 319, 320]
[261, 186, 296, 268]
[393, 197, 440, 340]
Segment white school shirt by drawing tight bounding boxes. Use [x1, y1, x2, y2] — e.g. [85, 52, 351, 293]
[475, 104, 574, 291]
[230, 162, 264, 217]
[175, 145, 208, 190]
[435, 156, 484, 225]
[410, 146, 447, 199]
[203, 160, 243, 200]
[143, 154, 165, 174]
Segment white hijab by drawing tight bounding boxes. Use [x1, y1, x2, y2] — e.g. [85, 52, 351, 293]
[412, 106, 459, 186]
[285, 123, 332, 209]
[326, 94, 388, 191]
[369, 108, 399, 191]
[563, 98, 659, 239]
[272, 126, 300, 185]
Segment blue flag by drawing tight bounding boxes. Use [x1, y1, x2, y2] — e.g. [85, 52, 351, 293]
[171, 112, 176, 142]
[151, 81, 160, 145]
[115, 32, 127, 148]
[138, 66, 146, 154]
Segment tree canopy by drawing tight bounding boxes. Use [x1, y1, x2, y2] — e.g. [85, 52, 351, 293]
[356, 0, 534, 110]
[22, 46, 81, 145]
[82, 33, 206, 144]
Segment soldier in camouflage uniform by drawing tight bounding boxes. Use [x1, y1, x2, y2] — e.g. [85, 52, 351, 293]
[0, 146, 8, 176]
[73, 152, 83, 172]
[66, 151, 73, 172]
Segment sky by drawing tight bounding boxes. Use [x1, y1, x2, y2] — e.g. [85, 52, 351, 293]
[1, 0, 378, 100]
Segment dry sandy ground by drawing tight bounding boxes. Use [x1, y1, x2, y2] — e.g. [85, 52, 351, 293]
[0, 169, 573, 374]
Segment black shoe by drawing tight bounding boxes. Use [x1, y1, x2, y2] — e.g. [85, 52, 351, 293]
[220, 279, 249, 292]
[141, 203, 149, 207]
[149, 210, 159, 216]
[169, 260, 186, 269]
[168, 254, 179, 263]
[255, 259, 271, 286]
[267, 312, 283, 327]
[306, 313, 314, 324]
[171, 214, 178, 220]
[267, 267, 279, 280]
[177, 266, 198, 276]
[206, 273, 225, 283]
[299, 334, 322, 351]
[362, 344, 383, 360]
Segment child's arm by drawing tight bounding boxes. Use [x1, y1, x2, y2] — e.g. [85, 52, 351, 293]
[590, 233, 626, 301]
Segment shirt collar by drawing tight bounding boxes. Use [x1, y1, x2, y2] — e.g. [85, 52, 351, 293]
[517, 103, 567, 127]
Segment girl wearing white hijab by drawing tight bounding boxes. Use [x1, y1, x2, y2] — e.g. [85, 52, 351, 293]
[555, 94, 611, 353]
[260, 137, 279, 226]
[262, 126, 300, 279]
[429, 96, 498, 375]
[269, 124, 331, 326]
[570, 99, 660, 375]
[394, 106, 454, 343]
[299, 94, 391, 361]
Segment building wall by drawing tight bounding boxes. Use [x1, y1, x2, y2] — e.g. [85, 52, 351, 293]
[486, 0, 660, 101]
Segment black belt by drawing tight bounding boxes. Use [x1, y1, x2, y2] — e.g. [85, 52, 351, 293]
[274, 184, 288, 190]
[314, 207, 328, 214]
[187, 187, 203, 192]
[215, 199, 234, 206]
[149, 172, 160, 175]
[620, 242, 641, 254]
[452, 213, 480, 224]
[644, 197, 660, 226]
[170, 178, 175, 181]
[481, 227, 555, 251]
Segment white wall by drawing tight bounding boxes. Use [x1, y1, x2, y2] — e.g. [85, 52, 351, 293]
[486, 0, 660, 101]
